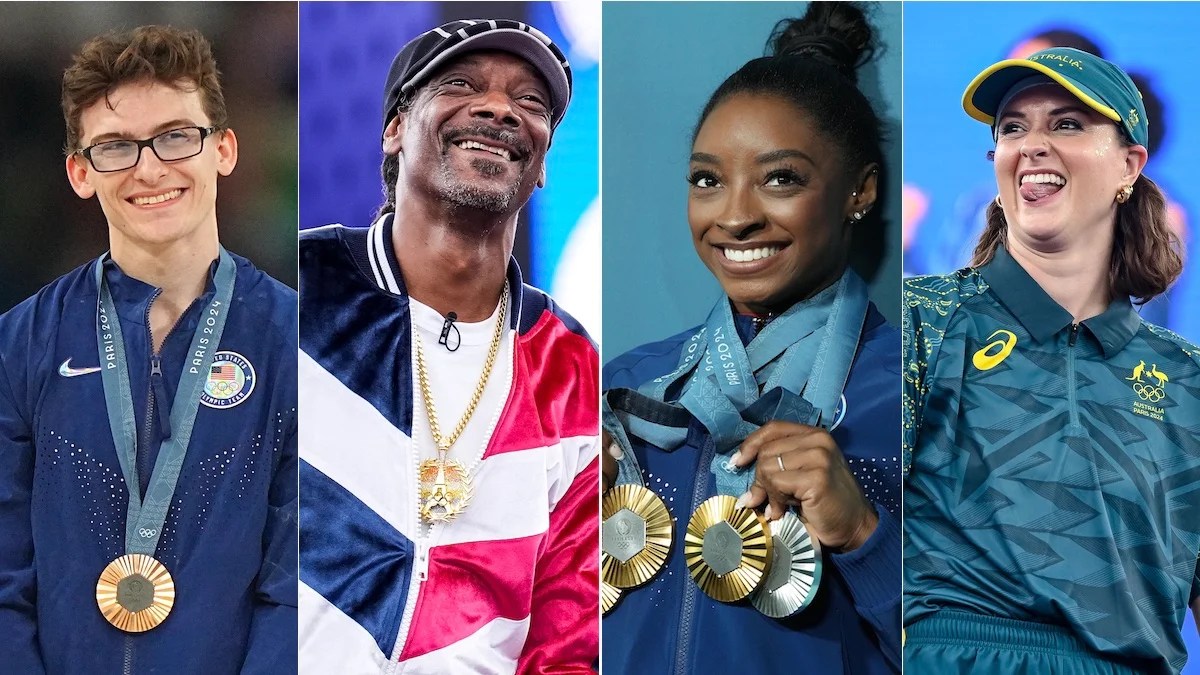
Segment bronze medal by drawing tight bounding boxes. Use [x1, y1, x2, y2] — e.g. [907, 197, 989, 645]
[96, 554, 175, 632]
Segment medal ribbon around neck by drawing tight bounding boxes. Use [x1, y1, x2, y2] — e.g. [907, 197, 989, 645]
[605, 271, 865, 613]
[627, 269, 869, 497]
[413, 282, 508, 524]
[94, 248, 235, 631]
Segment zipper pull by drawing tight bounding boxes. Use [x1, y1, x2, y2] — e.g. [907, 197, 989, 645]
[1069, 323, 1079, 347]
[415, 541, 430, 583]
[150, 356, 173, 438]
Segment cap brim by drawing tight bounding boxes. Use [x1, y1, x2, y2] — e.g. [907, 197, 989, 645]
[402, 28, 571, 122]
[963, 59, 1122, 126]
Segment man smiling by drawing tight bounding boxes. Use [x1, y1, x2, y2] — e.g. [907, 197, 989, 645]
[298, 18, 599, 674]
[0, 26, 297, 674]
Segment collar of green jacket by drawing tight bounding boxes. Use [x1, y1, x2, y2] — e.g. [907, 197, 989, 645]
[979, 246, 1140, 357]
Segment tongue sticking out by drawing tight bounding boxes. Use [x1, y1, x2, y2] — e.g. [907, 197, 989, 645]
[1019, 181, 1064, 202]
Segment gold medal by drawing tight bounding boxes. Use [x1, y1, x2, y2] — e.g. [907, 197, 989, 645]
[418, 458, 473, 523]
[95, 554, 175, 632]
[601, 580, 622, 615]
[750, 511, 822, 618]
[684, 495, 773, 602]
[601, 484, 673, 589]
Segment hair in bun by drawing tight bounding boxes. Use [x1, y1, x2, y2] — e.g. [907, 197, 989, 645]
[692, 2, 884, 183]
[770, 2, 877, 83]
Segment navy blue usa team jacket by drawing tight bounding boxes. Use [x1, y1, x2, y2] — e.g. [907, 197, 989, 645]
[0, 252, 297, 674]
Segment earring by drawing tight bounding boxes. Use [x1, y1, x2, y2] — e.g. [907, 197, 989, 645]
[1116, 185, 1134, 204]
[852, 211, 863, 221]
[994, 194, 1003, 208]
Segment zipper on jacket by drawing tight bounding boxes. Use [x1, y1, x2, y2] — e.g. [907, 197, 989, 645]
[390, 514, 437, 666]
[138, 290, 199, 489]
[389, 323, 513, 671]
[123, 637, 134, 675]
[119, 287, 203, 674]
[1066, 323, 1080, 430]
[674, 436, 717, 675]
[136, 289, 163, 496]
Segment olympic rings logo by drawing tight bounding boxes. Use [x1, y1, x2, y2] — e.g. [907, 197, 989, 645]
[1133, 382, 1165, 402]
[138, 528, 158, 538]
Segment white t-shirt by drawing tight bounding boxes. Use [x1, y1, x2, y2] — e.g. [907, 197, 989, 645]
[407, 294, 514, 471]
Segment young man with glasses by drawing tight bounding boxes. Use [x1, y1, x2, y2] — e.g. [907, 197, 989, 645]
[0, 25, 297, 674]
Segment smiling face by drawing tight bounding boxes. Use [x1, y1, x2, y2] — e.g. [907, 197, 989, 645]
[65, 79, 236, 251]
[688, 93, 874, 315]
[384, 50, 551, 215]
[993, 84, 1145, 249]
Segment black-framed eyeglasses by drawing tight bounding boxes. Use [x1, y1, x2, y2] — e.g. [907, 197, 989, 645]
[76, 126, 219, 173]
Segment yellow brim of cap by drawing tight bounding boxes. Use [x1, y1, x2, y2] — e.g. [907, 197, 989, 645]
[962, 58, 1122, 126]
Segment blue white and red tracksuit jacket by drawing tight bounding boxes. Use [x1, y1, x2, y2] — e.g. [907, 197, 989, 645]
[0, 251, 298, 674]
[297, 216, 600, 674]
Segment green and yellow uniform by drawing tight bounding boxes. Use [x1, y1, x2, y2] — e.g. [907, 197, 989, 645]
[903, 247, 1200, 674]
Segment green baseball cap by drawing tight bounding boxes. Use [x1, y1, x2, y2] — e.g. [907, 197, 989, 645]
[962, 47, 1148, 147]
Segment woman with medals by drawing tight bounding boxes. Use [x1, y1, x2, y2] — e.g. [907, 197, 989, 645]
[903, 47, 1200, 674]
[601, 3, 901, 673]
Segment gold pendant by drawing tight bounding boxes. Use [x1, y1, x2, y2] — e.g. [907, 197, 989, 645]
[684, 495, 773, 603]
[418, 458, 473, 523]
[96, 554, 175, 632]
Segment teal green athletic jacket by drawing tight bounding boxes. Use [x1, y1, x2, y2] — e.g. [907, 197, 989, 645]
[903, 246, 1200, 674]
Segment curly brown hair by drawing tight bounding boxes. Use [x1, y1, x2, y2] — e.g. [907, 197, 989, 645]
[62, 25, 227, 153]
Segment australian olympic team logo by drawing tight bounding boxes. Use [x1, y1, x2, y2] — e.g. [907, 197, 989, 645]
[200, 351, 255, 409]
[1126, 360, 1168, 402]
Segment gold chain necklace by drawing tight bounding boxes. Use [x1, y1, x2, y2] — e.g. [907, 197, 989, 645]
[414, 282, 508, 523]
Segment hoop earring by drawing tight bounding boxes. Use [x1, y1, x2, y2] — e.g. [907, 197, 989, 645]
[994, 194, 1003, 209]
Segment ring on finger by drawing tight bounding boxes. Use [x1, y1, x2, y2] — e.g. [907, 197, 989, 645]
[777, 454, 786, 472]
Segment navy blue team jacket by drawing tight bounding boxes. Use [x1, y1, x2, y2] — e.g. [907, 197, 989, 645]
[602, 304, 902, 675]
[0, 252, 297, 674]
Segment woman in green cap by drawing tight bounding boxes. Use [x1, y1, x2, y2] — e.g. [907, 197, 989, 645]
[903, 47, 1200, 674]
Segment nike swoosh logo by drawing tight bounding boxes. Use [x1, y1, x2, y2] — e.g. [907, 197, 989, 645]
[59, 359, 102, 378]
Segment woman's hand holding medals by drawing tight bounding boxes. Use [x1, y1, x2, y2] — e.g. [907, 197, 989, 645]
[732, 421, 878, 552]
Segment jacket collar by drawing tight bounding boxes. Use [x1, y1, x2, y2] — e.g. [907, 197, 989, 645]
[101, 254, 220, 324]
[979, 246, 1140, 357]
[363, 213, 524, 331]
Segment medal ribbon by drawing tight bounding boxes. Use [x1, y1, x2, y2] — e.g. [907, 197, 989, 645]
[610, 269, 868, 497]
[95, 248, 236, 556]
